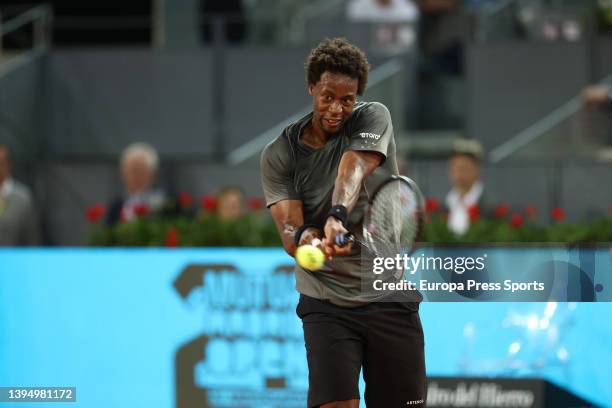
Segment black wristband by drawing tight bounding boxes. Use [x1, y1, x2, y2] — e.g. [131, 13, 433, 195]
[327, 204, 348, 225]
[294, 223, 320, 247]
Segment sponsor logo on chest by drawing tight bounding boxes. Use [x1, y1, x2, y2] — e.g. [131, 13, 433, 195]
[359, 132, 381, 140]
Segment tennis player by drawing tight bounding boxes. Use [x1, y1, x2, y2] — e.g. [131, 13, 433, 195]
[260, 38, 425, 408]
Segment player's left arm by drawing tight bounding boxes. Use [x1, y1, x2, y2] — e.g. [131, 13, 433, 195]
[322, 150, 382, 256]
[322, 102, 392, 256]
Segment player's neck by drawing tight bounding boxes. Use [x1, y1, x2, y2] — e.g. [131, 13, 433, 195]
[301, 122, 330, 149]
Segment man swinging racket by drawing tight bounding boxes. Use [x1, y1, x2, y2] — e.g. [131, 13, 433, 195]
[260, 38, 426, 408]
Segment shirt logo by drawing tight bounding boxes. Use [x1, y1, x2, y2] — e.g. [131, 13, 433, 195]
[359, 132, 381, 140]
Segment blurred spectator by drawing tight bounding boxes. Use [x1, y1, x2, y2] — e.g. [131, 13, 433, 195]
[347, 0, 419, 53]
[445, 139, 485, 235]
[415, 0, 466, 75]
[216, 186, 245, 221]
[0, 145, 40, 246]
[106, 143, 167, 225]
[583, 82, 612, 160]
[347, 0, 419, 23]
[200, 0, 246, 44]
[583, 84, 612, 106]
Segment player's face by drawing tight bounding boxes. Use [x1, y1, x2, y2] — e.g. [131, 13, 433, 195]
[309, 71, 358, 134]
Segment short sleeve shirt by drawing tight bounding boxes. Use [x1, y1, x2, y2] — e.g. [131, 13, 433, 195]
[261, 101, 419, 307]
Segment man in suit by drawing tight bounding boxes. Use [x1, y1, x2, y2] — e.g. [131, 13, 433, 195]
[0, 145, 40, 246]
[106, 142, 167, 225]
[445, 139, 485, 235]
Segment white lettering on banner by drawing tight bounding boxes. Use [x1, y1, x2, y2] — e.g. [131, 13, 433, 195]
[427, 382, 535, 407]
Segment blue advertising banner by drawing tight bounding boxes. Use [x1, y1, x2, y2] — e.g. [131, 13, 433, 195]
[1, 248, 611, 407]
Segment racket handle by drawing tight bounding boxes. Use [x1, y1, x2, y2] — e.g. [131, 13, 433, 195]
[335, 233, 354, 247]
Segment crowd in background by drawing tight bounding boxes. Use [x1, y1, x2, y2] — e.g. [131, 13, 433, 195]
[96, 142, 264, 225]
[1, 0, 612, 246]
[1, 121, 611, 247]
[1, 64, 611, 245]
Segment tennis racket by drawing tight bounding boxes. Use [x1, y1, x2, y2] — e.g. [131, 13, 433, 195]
[335, 175, 425, 258]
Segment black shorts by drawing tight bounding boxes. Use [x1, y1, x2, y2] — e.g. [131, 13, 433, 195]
[296, 294, 426, 408]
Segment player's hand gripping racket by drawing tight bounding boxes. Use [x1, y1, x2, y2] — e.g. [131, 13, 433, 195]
[335, 175, 425, 257]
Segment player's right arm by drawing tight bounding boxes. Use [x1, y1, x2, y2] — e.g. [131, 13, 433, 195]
[261, 137, 321, 257]
[269, 200, 302, 256]
[269, 200, 322, 257]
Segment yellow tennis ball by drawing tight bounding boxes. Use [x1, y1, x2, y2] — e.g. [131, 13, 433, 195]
[296, 244, 325, 270]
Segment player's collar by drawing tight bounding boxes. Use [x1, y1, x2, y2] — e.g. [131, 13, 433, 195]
[445, 180, 483, 209]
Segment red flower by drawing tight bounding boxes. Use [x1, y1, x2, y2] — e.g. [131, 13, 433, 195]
[134, 203, 150, 218]
[509, 213, 523, 228]
[550, 207, 565, 222]
[86, 203, 106, 223]
[178, 192, 193, 208]
[200, 195, 217, 211]
[493, 203, 511, 218]
[165, 227, 180, 247]
[524, 205, 538, 219]
[247, 197, 264, 210]
[425, 197, 440, 213]
[468, 204, 480, 223]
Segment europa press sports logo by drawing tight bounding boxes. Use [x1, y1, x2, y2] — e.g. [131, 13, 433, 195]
[359, 132, 381, 140]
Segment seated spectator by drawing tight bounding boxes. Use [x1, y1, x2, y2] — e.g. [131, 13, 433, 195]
[216, 186, 245, 221]
[583, 83, 612, 106]
[0, 145, 40, 246]
[106, 143, 167, 225]
[347, 0, 419, 50]
[445, 139, 485, 235]
[347, 0, 420, 53]
[347, 0, 419, 23]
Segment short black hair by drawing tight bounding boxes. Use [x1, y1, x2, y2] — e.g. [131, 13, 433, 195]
[305, 38, 370, 95]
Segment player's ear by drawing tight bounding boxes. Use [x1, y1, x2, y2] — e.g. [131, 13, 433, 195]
[308, 84, 314, 96]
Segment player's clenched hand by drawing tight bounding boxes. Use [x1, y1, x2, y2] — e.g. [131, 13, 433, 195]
[321, 216, 352, 258]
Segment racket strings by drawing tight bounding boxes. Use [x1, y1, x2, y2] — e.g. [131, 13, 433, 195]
[365, 180, 420, 255]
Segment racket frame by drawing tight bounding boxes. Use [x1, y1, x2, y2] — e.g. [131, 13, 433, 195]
[336, 175, 425, 256]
